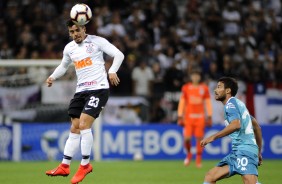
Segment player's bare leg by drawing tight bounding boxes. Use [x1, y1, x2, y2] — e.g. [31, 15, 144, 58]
[184, 137, 192, 166]
[71, 113, 94, 184]
[203, 165, 229, 184]
[241, 174, 258, 184]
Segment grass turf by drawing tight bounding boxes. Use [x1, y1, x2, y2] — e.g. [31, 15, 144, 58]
[0, 160, 280, 184]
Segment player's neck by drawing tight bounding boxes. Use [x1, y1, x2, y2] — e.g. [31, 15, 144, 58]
[191, 82, 200, 86]
[222, 96, 232, 105]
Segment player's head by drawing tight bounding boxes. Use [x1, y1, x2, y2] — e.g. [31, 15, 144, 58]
[190, 67, 202, 84]
[66, 19, 86, 44]
[215, 77, 238, 102]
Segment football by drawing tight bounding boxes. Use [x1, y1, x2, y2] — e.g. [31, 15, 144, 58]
[70, 4, 92, 25]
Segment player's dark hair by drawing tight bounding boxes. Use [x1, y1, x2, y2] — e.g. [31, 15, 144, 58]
[218, 77, 238, 96]
[190, 67, 202, 75]
[66, 19, 75, 27]
[66, 19, 85, 27]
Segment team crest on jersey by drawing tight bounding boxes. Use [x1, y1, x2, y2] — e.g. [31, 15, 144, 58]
[86, 44, 95, 53]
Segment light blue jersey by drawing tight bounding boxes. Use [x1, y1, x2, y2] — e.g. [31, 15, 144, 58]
[224, 97, 258, 155]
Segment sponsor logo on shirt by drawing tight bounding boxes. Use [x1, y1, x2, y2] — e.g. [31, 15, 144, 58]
[226, 102, 236, 109]
[78, 80, 97, 87]
[74, 57, 93, 69]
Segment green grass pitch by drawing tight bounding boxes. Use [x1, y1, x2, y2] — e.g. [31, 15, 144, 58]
[0, 160, 280, 184]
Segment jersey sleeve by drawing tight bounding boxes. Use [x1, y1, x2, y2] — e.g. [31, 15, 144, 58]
[177, 85, 188, 117]
[181, 85, 188, 101]
[147, 68, 154, 80]
[49, 45, 72, 80]
[203, 84, 212, 116]
[225, 102, 240, 122]
[96, 37, 124, 73]
[203, 84, 211, 99]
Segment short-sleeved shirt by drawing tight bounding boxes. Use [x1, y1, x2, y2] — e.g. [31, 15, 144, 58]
[224, 97, 258, 155]
[181, 83, 211, 118]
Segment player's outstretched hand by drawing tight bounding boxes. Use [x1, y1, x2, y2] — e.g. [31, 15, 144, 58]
[46, 77, 54, 87]
[258, 153, 263, 166]
[109, 73, 120, 86]
[200, 135, 215, 147]
[177, 116, 184, 127]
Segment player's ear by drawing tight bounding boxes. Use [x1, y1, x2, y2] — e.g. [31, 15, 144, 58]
[226, 88, 231, 94]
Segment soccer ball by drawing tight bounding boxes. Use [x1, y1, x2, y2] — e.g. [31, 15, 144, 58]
[70, 4, 92, 25]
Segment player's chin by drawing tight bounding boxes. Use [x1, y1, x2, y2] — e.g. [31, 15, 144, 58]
[75, 39, 82, 44]
[74, 37, 82, 43]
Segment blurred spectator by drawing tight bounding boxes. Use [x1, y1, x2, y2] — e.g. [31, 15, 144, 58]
[112, 54, 135, 96]
[222, 2, 241, 37]
[132, 60, 154, 98]
[275, 52, 282, 83]
[151, 62, 165, 97]
[163, 61, 184, 92]
[222, 54, 236, 77]
[206, 61, 222, 80]
[204, 2, 221, 37]
[98, 11, 126, 38]
[16, 46, 28, 59]
[150, 98, 166, 123]
[0, 41, 13, 59]
[117, 104, 142, 125]
[201, 50, 215, 76]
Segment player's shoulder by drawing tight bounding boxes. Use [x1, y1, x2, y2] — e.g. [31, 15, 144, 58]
[200, 82, 209, 88]
[64, 41, 77, 54]
[198, 83, 209, 90]
[225, 97, 237, 109]
[185, 82, 193, 87]
[63, 40, 77, 53]
[182, 83, 191, 90]
[86, 35, 109, 44]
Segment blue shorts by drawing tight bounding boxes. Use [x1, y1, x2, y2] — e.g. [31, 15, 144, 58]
[217, 150, 258, 177]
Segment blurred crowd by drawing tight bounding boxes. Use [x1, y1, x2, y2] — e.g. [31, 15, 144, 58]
[0, 0, 282, 93]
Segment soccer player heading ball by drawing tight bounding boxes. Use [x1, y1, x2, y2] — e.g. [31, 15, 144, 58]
[45, 14, 124, 184]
